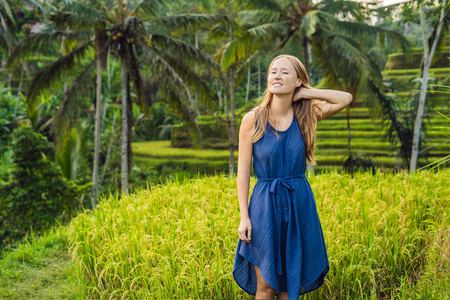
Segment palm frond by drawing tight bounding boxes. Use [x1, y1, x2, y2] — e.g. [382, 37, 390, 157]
[136, 0, 167, 17]
[318, 0, 366, 21]
[300, 10, 333, 37]
[146, 46, 217, 112]
[7, 24, 93, 67]
[240, 0, 282, 12]
[237, 10, 280, 26]
[149, 33, 225, 81]
[49, 0, 106, 29]
[21, 0, 45, 14]
[310, 34, 343, 90]
[235, 50, 259, 87]
[334, 21, 413, 57]
[144, 50, 203, 148]
[217, 22, 284, 71]
[52, 57, 97, 140]
[26, 41, 94, 106]
[155, 13, 231, 32]
[128, 43, 150, 116]
[311, 29, 384, 90]
[0, 33, 9, 53]
[247, 21, 285, 38]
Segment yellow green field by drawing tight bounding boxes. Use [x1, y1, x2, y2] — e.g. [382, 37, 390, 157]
[58, 168, 450, 299]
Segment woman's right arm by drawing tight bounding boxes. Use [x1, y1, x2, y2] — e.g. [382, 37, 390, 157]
[237, 111, 255, 243]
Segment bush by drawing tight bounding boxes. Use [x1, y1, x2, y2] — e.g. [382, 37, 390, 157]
[0, 123, 87, 248]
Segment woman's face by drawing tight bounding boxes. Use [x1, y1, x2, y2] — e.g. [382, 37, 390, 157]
[268, 57, 302, 95]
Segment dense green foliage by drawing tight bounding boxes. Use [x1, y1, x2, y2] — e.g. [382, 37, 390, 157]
[0, 123, 89, 248]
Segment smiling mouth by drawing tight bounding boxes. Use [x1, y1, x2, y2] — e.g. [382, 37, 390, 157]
[273, 83, 283, 86]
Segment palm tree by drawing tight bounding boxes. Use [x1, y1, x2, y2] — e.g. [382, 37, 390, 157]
[219, 0, 412, 171]
[410, 0, 448, 173]
[8, 0, 223, 196]
[211, 0, 263, 178]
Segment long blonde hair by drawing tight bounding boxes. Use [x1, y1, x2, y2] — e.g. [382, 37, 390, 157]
[245, 55, 322, 165]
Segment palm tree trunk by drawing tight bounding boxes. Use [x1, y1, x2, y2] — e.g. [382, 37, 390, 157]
[410, 0, 447, 173]
[126, 78, 133, 179]
[346, 107, 351, 158]
[245, 66, 250, 103]
[224, 90, 228, 115]
[227, 0, 236, 178]
[120, 49, 129, 194]
[228, 67, 236, 178]
[92, 41, 103, 208]
[258, 59, 261, 96]
[100, 110, 116, 189]
[13, 67, 23, 117]
[302, 35, 309, 71]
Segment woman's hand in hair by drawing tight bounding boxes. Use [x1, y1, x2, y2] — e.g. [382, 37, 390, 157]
[297, 88, 353, 121]
[293, 86, 310, 102]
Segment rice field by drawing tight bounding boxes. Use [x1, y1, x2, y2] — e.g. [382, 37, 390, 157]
[67, 168, 450, 299]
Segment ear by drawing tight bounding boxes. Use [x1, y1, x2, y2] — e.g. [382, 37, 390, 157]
[296, 79, 302, 87]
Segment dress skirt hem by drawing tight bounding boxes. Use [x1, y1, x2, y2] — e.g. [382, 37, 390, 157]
[233, 251, 330, 297]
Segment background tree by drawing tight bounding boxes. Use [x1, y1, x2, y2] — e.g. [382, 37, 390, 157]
[409, 0, 449, 172]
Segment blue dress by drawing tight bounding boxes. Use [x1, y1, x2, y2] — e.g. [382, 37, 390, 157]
[233, 108, 330, 299]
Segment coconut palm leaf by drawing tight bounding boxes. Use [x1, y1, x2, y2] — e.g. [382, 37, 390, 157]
[135, 0, 167, 17]
[311, 29, 383, 89]
[334, 21, 412, 56]
[52, 56, 97, 140]
[237, 10, 281, 25]
[149, 33, 224, 80]
[240, 0, 282, 11]
[216, 22, 282, 70]
[7, 24, 93, 67]
[48, 0, 106, 29]
[56, 120, 91, 181]
[164, 88, 203, 149]
[155, 13, 231, 31]
[0, 0, 14, 52]
[318, 0, 365, 21]
[235, 50, 259, 87]
[26, 41, 94, 106]
[145, 50, 203, 147]
[310, 35, 344, 89]
[247, 21, 286, 38]
[299, 10, 335, 37]
[151, 47, 217, 111]
[330, 32, 382, 86]
[0, 0, 14, 23]
[128, 42, 151, 117]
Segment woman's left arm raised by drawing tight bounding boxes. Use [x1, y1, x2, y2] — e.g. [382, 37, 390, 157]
[293, 87, 353, 121]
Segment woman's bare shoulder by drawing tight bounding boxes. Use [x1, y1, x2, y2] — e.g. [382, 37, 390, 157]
[242, 108, 257, 122]
[240, 109, 257, 131]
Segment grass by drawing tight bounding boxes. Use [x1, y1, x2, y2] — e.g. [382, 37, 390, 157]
[132, 140, 238, 160]
[0, 225, 81, 299]
[64, 168, 449, 299]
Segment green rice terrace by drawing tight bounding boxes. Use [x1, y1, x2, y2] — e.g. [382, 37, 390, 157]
[132, 106, 449, 180]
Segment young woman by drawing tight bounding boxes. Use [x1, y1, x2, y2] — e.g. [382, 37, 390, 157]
[232, 54, 352, 299]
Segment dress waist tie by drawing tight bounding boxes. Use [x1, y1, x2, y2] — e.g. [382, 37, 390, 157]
[257, 174, 306, 276]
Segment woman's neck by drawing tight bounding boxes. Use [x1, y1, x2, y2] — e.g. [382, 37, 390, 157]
[270, 94, 294, 118]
